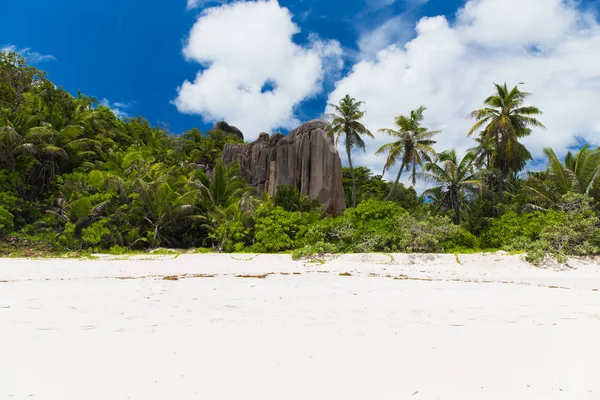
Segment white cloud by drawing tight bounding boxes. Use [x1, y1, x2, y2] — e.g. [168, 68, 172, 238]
[1, 45, 56, 63]
[186, 0, 226, 10]
[329, 0, 600, 180]
[174, 0, 342, 138]
[101, 99, 134, 119]
[357, 15, 412, 60]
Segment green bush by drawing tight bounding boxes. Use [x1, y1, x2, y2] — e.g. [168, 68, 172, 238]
[274, 185, 322, 213]
[58, 223, 78, 249]
[108, 245, 128, 255]
[526, 193, 600, 264]
[480, 210, 565, 250]
[251, 204, 318, 252]
[0, 205, 14, 234]
[81, 220, 112, 247]
[301, 200, 478, 254]
[210, 218, 251, 252]
[291, 241, 339, 260]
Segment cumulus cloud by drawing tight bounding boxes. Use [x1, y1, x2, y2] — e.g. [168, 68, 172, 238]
[1, 45, 56, 63]
[328, 0, 600, 180]
[357, 15, 413, 60]
[174, 0, 342, 138]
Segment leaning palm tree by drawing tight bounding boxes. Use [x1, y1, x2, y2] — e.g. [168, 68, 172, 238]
[468, 83, 545, 201]
[376, 106, 439, 199]
[418, 149, 482, 224]
[327, 94, 373, 208]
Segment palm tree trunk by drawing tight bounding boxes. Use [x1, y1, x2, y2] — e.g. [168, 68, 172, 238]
[386, 163, 405, 201]
[346, 146, 357, 208]
[452, 191, 460, 225]
[499, 169, 506, 203]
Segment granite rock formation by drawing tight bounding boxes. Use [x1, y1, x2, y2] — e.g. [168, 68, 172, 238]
[213, 121, 244, 141]
[222, 120, 346, 216]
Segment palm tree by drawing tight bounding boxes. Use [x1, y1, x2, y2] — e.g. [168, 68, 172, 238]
[0, 108, 35, 170]
[468, 83, 545, 201]
[191, 160, 251, 212]
[327, 94, 373, 208]
[190, 161, 253, 246]
[418, 149, 482, 224]
[376, 106, 439, 199]
[139, 181, 201, 248]
[526, 146, 600, 209]
[25, 114, 98, 188]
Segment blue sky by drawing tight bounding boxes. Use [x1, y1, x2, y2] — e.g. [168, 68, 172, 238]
[3, 0, 600, 182]
[1, 0, 463, 134]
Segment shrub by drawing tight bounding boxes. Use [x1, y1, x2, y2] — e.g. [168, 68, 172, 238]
[210, 218, 251, 252]
[291, 241, 339, 260]
[480, 210, 565, 250]
[81, 220, 112, 248]
[526, 193, 600, 264]
[251, 204, 319, 252]
[108, 245, 128, 255]
[395, 213, 478, 253]
[0, 205, 14, 234]
[274, 185, 322, 213]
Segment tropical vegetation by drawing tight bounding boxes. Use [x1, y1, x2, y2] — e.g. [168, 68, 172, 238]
[1, 51, 599, 264]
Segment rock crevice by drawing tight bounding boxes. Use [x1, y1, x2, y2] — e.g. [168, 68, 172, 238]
[222, 120, 346, 216]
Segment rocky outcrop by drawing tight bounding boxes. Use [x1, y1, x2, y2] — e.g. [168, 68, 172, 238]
[222, 120, 346, 216]
[213, 121, 244, 141]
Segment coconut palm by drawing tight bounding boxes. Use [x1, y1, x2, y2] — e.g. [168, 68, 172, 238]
[192, 160, 251, 211]
[25, 113, 98, 188]
[0, 108, 35, 170]
[327, 94, 374, 208]
[376, 106, 439, 199]
[526, 146, 600, 209]
[139, 181, 201, 248]
[468, 83, 545, 201]
[418, 149, 482, 224]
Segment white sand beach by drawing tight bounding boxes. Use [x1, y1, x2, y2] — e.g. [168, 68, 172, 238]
[1, 253, 600, 399]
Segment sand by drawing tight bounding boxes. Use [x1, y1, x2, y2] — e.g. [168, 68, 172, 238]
[1, 253, 599, 399]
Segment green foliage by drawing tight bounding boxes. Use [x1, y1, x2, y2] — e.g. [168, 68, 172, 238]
[291, 241, 339, 260]
[480, 210, 565, 250]
[58, 222, 77, 249]
[2, 53, 599, 264]
[296, 200, 477, 254]
[526, 193, 600, 264]
[342, 166, 418, 209]
[209, 215, 251, 252]
[327, 94, 374, 208]
[377, 106, 439, 195]
[108, 245, 127, 255]
[468, 83, 544, 202]
[88, 170, 105, 191]
[252, 204, 318, 253]
[0, 205, 14, 234]
[81, 220, 111, 247]
[274, 185, 321, 213]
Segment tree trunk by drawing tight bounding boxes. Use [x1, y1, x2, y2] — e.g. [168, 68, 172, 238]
[453, 191, 460, 225]
[386, 163, 405, 201]
[498, 169, 506, 203]
[347, 146, 357, 208]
